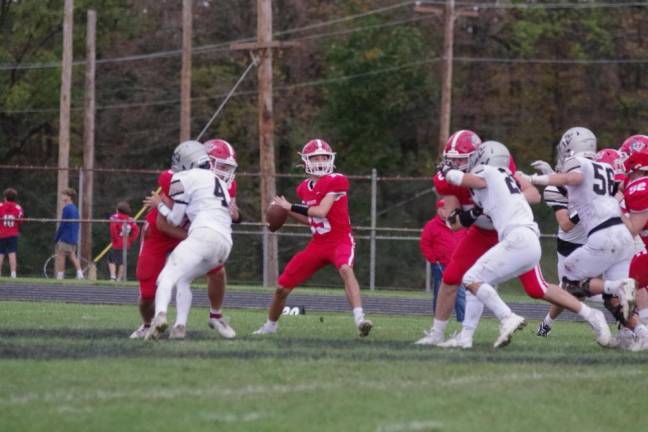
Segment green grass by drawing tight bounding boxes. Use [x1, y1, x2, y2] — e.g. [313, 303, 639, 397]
[2, 301, 646, 432]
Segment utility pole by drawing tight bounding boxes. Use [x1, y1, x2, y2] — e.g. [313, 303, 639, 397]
[180, 0, 192, 142]
[57, 0, 74, 221]
[415, 1, 477, 156]
[81, 10, 96, 274]
[231, 0, 297, 286]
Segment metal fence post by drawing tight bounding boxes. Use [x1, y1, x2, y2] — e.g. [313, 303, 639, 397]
[369, 168, 377, 291]
[122, 221, 128, 281]
[425, 261, 431, 292]
[77, 168, 83, 255]
[262, 228, 268, 286]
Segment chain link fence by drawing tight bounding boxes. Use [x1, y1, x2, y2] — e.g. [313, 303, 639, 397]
[0, 165, 560, 289]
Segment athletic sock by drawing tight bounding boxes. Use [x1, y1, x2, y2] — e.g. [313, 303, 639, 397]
[56, 272, 64, 280]
[432, 318, 448, 338]
[475, 283, 512, 321]
[462, 291, 484, 334]
[175, 282, 193, 327]
[265, 320, 278, 331]
[543, 313, 555, 327]
[353, 307, 365, 325]
[10, 271, 16, 278]
[577, 303, 592, 319]
[603, 280, 621, 295]
[210, 308, 223, 319]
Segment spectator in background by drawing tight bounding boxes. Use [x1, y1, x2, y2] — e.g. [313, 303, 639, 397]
[108, 201, 140, 281]
[54, 188, 84, 280]
[0, 188, 24, 278]
[420, 199, 467, 322]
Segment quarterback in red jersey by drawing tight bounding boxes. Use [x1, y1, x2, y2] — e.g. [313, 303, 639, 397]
[130, 170, 187, 339]
[0, 188, 24, 278]
[253, 139, 373, 337]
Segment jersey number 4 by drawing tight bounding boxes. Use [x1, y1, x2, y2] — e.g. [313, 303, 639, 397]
[592, 163, 615, 196]
[213, 180, 230, 208]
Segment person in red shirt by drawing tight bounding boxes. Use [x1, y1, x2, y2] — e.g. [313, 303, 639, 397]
[420, 199, 467, 322]
[253, 139, 373, 337]
[0, 188, 24, 278]
[108, 201, 140, 281]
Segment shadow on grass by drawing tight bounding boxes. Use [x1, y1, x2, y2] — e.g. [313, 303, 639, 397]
[0, 328, 646, 366]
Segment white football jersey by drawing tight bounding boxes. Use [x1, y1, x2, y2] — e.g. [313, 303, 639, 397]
[543, 185, 587, 245]
[563, 156, 621, 234]
[169, 168, 232, 238]
[470, 165, 538, 239]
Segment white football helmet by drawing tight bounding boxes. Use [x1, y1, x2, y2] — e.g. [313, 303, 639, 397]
[556, 127, 597, 172]
[468, 140, 510, 171]
[171, 140, 210, 172]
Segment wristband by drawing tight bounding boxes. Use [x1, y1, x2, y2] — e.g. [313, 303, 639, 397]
[290, 203, 309, 216]
[569, 213, 580, 224]
[445, 169, 464, 186]
[157, 202, 171, 218]
[530, 174, 550, 186]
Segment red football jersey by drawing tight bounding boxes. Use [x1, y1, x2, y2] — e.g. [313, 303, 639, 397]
[110, 212, 140, 249]
[0, 201, 24, 238]
[228, 180, 237, 199]
[624, 176, 648, 246]
[296, 173, 352, 242]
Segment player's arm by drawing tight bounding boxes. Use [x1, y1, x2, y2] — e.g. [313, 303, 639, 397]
[444, 170, 487, 189]
[441, 195, 464, 231]
[515, 172, 541, 204]
[523, 158, 584, 187]
[555, 209, 577, 232]
[156, 213, 188, 240]
[625, 211, 648, 237]
[230, 198, 242, 224]
[273, 194, 338, 222]
[144, 180, 188, 226]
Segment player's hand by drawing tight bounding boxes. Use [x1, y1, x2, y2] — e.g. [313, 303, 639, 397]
[272, 195, 292, 211]
[143, 191, 162, 208]
[515, 171, 532, 184]
[531, 160, 554, 175]
[229, 199, 240, 219]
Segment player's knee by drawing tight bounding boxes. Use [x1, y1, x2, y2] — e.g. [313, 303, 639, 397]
[274, 286, 291, 299]
[443, 269, 463, 286]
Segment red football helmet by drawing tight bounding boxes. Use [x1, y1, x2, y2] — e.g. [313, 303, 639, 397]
[619, 134, 648, 157]
[299, 139, 335, 176]
[594, 148, 625, 180]
[624, 151, 648, 174]
[204, 139, 238, 186]
[443, 130, 482, 172]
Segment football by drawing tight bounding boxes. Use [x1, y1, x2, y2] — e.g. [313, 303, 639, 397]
[266, 204, 288, 232]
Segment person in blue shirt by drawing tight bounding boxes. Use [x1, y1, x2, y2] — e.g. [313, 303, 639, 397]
[54, 188, 84, 279]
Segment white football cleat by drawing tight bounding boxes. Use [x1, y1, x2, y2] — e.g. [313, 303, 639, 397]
[414, 330, 445, 346]
[357, 319, 373, 337]
[208, 317, 236, 339]
[615, 279, 636, 321]
[608, 327, 636, 350]
[144, 312, 168, 341]
[438, 332, 473, 349]
[586, 309, 611, 347]
[629, 333, 648, 352]
[493, 313, 526, 348]
[252, 323, 277, 335]
[169, 324, 187, 340]
[129, 324, 149, 339]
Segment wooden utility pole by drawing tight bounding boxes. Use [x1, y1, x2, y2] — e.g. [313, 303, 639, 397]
[180, 0, 192, 142]
[439, 0, 455, 154]
[415, 1, 477, 156]
[257, 0, 278, 286]
[81, 10, 96, 272]
[56, 0, 74, 221]
[230, 1, 297, 286]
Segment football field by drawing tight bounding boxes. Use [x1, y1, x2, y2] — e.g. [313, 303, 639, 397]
[1, 299, 647, 432]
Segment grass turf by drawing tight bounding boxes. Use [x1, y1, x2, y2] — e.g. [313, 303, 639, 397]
[1, 301, 647, 432]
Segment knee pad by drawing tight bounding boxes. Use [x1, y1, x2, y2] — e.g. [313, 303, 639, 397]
[603, 294, 629, 326]
[561, 277, 591, 299]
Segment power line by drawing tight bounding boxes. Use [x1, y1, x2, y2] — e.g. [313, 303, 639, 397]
[6, 53, 648, 114]
[419, 1, 648, 10]
[0, 1, 414, 71]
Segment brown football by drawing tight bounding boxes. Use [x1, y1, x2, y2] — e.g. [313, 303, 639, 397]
[266, 204, 288, 232]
